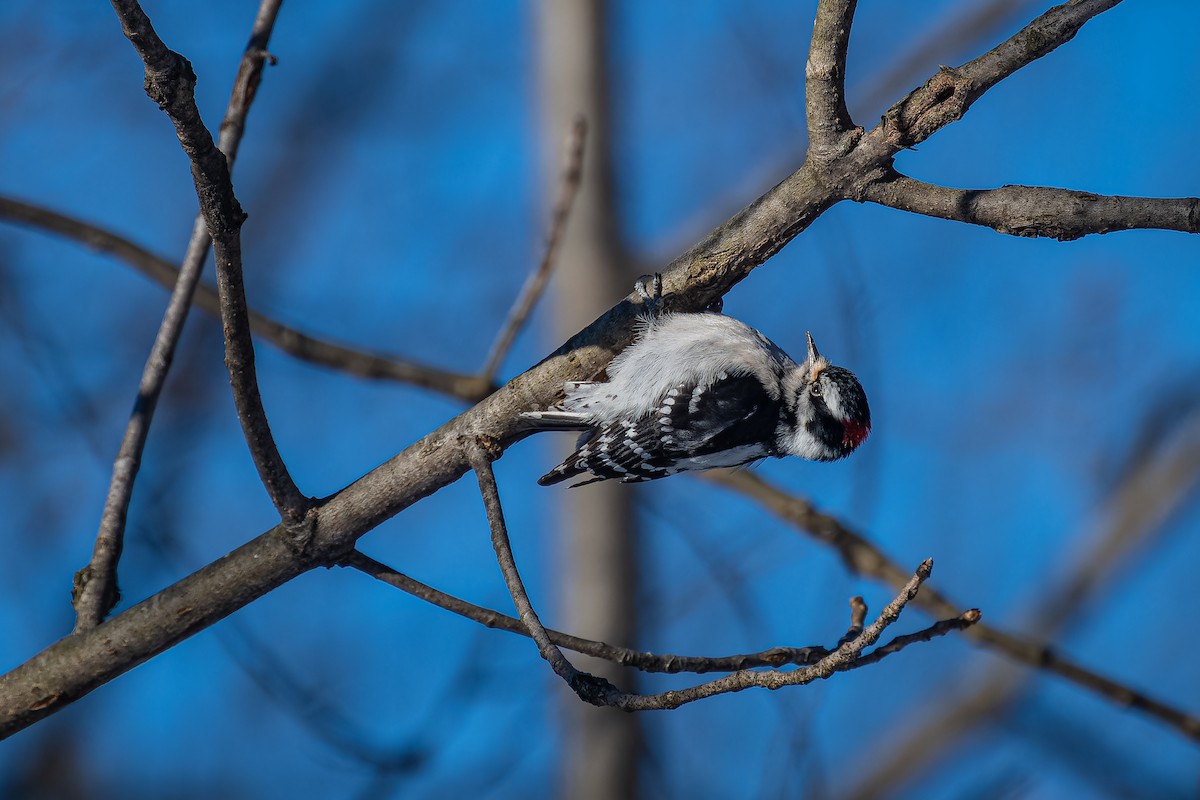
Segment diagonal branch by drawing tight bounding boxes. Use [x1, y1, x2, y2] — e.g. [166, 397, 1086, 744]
[868, 0, 1123, 154]
[859, 172, 1200, 241]
[828, 0, 1125, 202]
[705, 468, 1200, 741]
[0, 196, 495, 401]
[72, 0, 285, 633]
[109, 0, 307, 521]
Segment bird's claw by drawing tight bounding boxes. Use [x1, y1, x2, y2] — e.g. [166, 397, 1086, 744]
[635, 273, 664, 314]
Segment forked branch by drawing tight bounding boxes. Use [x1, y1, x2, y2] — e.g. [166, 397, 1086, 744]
[110, 0, 307, 521]
[72, 0, 286, 633]
[466, 439, 973, 708]
[346, 550, 980, 673]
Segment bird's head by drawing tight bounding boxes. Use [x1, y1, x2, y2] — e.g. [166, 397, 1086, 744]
[778, 332, 871, 461]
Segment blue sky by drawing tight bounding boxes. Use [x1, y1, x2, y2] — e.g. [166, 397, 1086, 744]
[1, 1, 1198, 797]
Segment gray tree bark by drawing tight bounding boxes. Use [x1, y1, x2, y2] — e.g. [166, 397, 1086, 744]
[538, 1, 640, 797]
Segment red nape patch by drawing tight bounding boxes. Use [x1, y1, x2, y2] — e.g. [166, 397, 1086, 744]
[843, 420, 871, 449]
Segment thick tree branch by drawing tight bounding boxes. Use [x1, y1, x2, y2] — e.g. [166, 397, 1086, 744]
[860, 172, 1200, 240]
[0, 196, 495, 401]
[805, 0, 858, 153]
[831, 0, 1123, 200]
[109, 0, 307, 521]
[73, 0, 285, 633]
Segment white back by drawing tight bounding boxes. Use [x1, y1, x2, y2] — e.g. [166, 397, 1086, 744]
[562, 312, 797, 422]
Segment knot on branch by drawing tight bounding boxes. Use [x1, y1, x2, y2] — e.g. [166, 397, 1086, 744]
[569, 671, 621, 706]
[841, 161, 896, 203]
[142, 50, 197, 113]
[998, 221, 1089, 241]
[881, 66, 971, 150]
[807, 126, 865, 173]
[473, 434, 504, 462]
[279, 504, 341, 566]
[71, 564, 121, 622]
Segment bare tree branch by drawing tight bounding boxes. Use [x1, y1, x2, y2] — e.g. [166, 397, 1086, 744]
[865, 0, 1123, 155]
[0, 196, 496, 401]
[467, 441, 618, 705]
[351, 540, 967, 711]
[0, 0, 1158, 738]
[854, 0, 1043, 119]
[805, 0, 858, 152]
[611, 561, 950, 712]
[481, 117, 587, 382]
[72, 0, 285, 633]
[860, 172, 1200, 240]
[345, 549, 852, 673]
[467, 443, 969, 710]
[109, 0, 307, 521]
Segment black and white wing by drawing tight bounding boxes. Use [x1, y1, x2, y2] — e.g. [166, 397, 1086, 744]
[536, 372, 780, 487]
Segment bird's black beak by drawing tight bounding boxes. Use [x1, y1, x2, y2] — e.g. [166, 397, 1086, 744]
[806, 331, 828, 382]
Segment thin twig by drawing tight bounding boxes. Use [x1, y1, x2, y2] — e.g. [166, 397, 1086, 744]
[481, 117, 588, 382]
[704, 468, 1200, 741]
[613, 562, 946, 711]
[467, 442, 625, 706]
[109, 0, 308, 521]
[835, 596, 867, 647]
[349, 546, 963, 712]
[853, 610, 981, 668]
[71, 0, 286, 632]
[0, 196, 494, 401]
[344, 549, 835, 672]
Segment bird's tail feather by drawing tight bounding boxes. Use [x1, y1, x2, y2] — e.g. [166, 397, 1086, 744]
[519, 410, 592, 431]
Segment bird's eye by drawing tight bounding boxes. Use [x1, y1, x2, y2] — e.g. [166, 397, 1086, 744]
[810, 382, 824, 398]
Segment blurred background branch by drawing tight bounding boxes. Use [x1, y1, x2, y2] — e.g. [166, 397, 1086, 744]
[0, 196, 496, 401]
